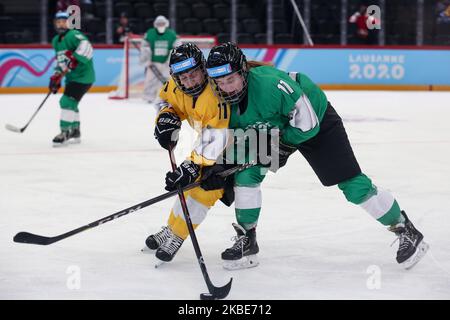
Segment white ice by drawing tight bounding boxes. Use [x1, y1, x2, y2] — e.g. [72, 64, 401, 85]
[1, 91, 450, 300]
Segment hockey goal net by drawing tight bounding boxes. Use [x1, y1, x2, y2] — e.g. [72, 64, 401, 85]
[109, 34, 217, 100]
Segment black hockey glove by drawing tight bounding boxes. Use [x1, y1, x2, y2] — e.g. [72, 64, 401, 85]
[165, 160, 200, 191]
[200, 164, 229, 191]
[154, 111, 181, 150]
[49, 73, 62, 94]
[270, 141, 297, 170]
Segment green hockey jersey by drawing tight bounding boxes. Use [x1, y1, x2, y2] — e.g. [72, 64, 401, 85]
[229, 66, 328, 146]
[143, 28, 178, 63]
[51, 29, 95, 84]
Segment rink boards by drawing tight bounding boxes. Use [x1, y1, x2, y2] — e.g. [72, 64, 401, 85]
[1, 44, 450, 93]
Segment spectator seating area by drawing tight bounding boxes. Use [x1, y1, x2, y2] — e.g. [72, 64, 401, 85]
[0, 0, 449, 45]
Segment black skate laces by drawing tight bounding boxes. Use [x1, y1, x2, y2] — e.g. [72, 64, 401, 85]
[56, 131, 69, 138]
[160, 234, 184, 255]
[229, 234, 249, 254]
[228, 223, 248, 254]
[153, 226, 172, 246]
[389, 224, 415, 250]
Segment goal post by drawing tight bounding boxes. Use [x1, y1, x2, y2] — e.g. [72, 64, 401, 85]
[109, 34, 217, 100]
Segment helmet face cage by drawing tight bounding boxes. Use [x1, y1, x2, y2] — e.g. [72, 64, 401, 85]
[208, 69, 248, 105]
[154, 15, 169, 33]
[169, 43, 208, 98]
[171, 62, 208, 97]
[206, 42, 248, 104]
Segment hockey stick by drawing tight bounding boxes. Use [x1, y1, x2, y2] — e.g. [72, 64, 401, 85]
[13, 164, 250, 246]
[129, 39, 167, 84]
[168, 147, 233, 300]
[5, 91, 52, 133]
[148, 64, 167, 84]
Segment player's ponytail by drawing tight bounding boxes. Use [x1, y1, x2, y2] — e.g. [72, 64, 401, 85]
[246, 60, 274, 69]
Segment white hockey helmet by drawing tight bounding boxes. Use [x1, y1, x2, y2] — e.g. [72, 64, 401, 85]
[154, 15, 169, 34]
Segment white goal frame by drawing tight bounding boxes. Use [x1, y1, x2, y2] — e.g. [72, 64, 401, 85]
[109, 34, 217, 100]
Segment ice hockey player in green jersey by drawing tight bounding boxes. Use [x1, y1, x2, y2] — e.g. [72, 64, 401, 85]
[139, 15, 181, 103]
[49, 11, 95, 147]
[203, 42, 429, 271]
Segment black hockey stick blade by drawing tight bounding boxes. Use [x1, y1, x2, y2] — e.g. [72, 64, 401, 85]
[5, 124, 23, 133]
[13, 232, 53, 245]
[202, 278, 233, 300]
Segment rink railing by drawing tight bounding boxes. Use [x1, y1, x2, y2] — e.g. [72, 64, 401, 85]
[1, 44, 450, 93]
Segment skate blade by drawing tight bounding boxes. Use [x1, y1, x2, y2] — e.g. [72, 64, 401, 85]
[141, 246, 156, 254]
[69, 138, 81, 144]
[141, 247, 167, 268]
[223, 254, 259, 271]
[154, 259, 166, 269]
[52, 141, 69, 148]
[401, 240, 430, 270]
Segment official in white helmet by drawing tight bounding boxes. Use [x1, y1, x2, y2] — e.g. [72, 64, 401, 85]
[140, 16, 181, 103]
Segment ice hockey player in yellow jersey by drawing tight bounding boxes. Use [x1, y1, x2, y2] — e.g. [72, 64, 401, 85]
[144, 43, 232, 263]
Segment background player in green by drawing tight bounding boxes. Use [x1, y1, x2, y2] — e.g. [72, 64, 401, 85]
[139, 15, 181, 103]
[203, 42, 429, 270]
[49, 11, 95, 147]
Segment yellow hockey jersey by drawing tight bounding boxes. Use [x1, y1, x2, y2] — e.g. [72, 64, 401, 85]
[158, 79, 231, 166]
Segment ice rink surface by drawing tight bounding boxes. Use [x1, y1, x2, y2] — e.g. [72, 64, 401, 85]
[1, 91, 450, 299]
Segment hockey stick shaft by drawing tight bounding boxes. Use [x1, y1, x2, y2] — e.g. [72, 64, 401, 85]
[168, 147, 232, 300]
[7, 91, 51, 133]
[27, 91, 52, 126]
[149, 64, 167, 84]
[13, 181, 200, 245]
[6, 68, 70, 133]
[13, 164, 248, 246]
[129, 38, 167, 84]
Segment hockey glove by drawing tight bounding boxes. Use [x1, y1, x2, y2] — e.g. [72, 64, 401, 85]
[49, 73, 63, 94]
[201, 164, 229, 191]
[165, 160, 200, 191]
[154, 111, 182, 150]
[271, 141, 297, 170]
[65, 50, 78, 70]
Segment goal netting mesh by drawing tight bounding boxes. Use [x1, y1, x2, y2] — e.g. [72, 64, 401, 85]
[109, 34, 217, 100]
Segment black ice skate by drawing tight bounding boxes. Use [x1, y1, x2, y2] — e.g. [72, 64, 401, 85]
[144, 226, 172, 251]
[389, 211, 429, 269]
[52, 130, 70, 147]
[155, 232, 184, 263]
[221, 223, 259, 270]
[68, 127, 81, 144]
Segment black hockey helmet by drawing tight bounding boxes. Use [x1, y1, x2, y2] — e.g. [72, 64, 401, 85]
[206, 42, 248, 104]
[169, 43, 207, 97]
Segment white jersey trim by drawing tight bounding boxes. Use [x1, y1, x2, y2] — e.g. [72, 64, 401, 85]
[360, 188, 395, 220]
[172, 196, 209, 224]
[289, 94, 319, 132]
[234, 186, 262, 210]
[75, 40, 93, 60]
[60, 109, 78, 122]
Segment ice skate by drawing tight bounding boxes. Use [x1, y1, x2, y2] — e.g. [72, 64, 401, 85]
[389, 211, 429, 269]
[222, 223, 259, 270]
[52, 130, 70, 147]
[143, 226, 172, 251]
[155, 232, 184, 263]
[68, 127, 81, 144]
